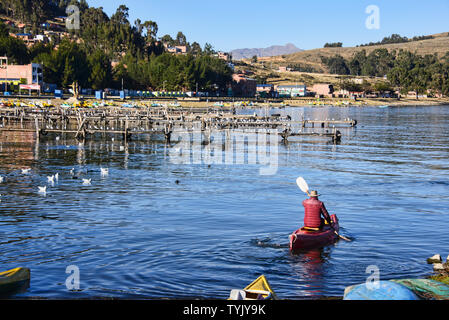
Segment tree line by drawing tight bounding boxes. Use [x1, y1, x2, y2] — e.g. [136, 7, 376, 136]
[321, 49, 449, 96]
[324, 42, 343, 48]
[0, 1, 232, 92]
[357, 33, 434, 47]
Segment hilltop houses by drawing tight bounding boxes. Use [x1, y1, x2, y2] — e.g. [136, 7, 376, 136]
[162, 42, 188, 55]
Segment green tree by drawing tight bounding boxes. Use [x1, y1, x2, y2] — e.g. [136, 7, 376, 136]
[324, 42, 343, 48]
[374, 81, 393, 93]
[190, 42, 202, 56]
[88, 50, 112, 89]
[160, 34, 175, 47]
[175, 31, 187, 46]
[203, 43, 215, 56]
[0, 34, 30, 64]
[321, 55, 349, 75]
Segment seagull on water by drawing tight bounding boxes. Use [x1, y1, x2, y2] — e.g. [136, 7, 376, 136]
[82, 178, 91, 185]
[22, 168, 31, 174]
[47, 175, 55, 183]
[38, 186, 47, 194]
[100, 168, 109, 176]
[0, 176, 4, 183]
[55, 173, 59, 181]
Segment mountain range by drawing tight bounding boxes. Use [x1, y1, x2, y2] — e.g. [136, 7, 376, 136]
[230, 43, 303, 60]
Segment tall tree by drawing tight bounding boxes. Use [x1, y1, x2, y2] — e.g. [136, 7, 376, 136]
[175, 31, 187, 46]
[88, 49, 112, 90]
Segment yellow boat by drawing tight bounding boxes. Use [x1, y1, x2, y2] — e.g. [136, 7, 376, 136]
[0, 267, 30, 294]
[228, 275, 278, 300]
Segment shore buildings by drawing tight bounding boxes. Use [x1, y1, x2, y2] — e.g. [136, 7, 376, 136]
[0, 57, 43, 91]
[276, 85, 306, 97]
[232, 73, 257, 97]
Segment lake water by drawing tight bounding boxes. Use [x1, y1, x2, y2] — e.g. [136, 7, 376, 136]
[0, 105, 448, 299]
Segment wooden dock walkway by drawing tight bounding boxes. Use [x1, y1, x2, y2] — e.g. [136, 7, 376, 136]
[0, 105, 355, 143]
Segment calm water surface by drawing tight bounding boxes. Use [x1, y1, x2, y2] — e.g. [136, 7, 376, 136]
[0, 105, 448, 299]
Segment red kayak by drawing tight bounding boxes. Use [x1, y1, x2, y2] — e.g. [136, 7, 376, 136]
[289, 215, 339, 251]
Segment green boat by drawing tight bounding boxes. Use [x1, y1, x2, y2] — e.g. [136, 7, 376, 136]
[391, 279, 449, 300]
[0, 268, 30, 295]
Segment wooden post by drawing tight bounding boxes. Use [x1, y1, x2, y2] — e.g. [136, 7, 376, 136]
[124, 118, 129, 143]
[75, 117, 86, 140]
[35, 117, 40, 140]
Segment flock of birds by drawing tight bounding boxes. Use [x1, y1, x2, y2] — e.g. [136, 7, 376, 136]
[0, 167, 109, 197]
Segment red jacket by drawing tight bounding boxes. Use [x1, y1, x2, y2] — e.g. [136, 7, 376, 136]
[302, 197, 331, 228]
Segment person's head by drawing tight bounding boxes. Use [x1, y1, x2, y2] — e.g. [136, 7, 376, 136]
[309, 190, 320, 198]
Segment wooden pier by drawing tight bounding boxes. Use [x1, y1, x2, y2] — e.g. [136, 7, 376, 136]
[0, 105, 356, 143]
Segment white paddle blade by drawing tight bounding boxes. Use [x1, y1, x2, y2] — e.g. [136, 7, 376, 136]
[296, 177, 309, 194]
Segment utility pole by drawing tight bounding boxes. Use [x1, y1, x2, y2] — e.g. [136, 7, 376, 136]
[4, 57, 8, 93]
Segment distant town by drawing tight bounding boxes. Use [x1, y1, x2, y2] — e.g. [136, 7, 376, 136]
[1, 3, 449, 104]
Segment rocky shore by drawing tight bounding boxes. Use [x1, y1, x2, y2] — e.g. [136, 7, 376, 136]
[427, 254, 449, 285]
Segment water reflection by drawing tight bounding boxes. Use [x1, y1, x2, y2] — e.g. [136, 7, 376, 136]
[0, 131, 36, 168]
[0, 106, 448, 299]
[289, 247, 333, 297]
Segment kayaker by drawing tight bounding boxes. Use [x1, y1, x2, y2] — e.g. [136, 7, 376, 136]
[303, 190, 332, 230]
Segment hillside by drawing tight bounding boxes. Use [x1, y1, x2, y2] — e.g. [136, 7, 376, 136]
[251, 32, 449, 73]
[230, 43, 302, 60]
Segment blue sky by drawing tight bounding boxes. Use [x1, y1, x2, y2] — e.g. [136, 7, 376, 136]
[86, 0, 449, 52]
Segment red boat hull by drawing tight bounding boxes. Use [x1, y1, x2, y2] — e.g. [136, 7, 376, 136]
[289, 215, 339, 251]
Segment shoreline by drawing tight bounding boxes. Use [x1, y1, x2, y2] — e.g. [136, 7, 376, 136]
[1, 96, 449, 109]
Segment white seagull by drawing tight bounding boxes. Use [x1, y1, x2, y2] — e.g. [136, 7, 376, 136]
[0, 176, 4, 183]
[100, 168, 109, 176]
[22, 168, 31, 174]
[38, 186, 47, 194]
[82, 178, 91, 185]
[47, 175, 55, 183]
[55, 173, 59, 181]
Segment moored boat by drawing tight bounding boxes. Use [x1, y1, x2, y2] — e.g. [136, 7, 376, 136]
[343, 281, 420, 300]
[391, 279, 449, 300]
[0, 267, 31, 295]
[228, 275, 278, 300]
[289, 214, 339, 251]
